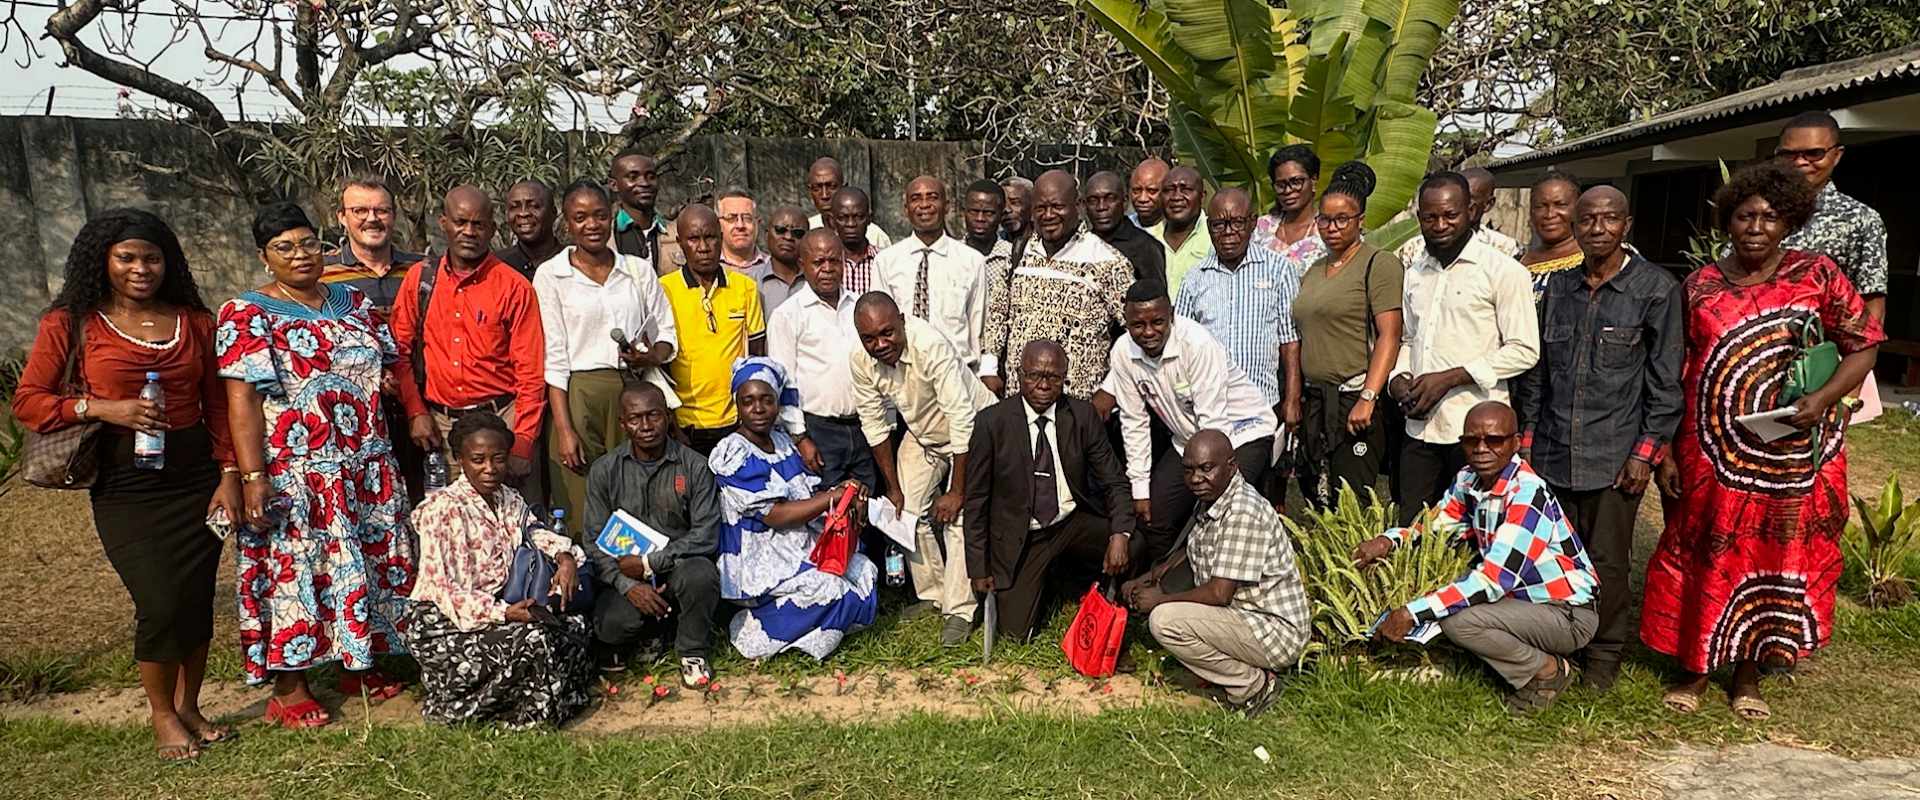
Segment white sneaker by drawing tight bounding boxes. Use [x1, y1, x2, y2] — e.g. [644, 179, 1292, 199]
[680, 656, 712, 688]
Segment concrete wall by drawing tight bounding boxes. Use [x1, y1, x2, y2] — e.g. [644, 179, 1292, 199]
[0, 116, 1147, 353]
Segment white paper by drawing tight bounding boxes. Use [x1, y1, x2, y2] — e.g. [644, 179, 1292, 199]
[1736, 406, 1800, 443]
[865, 496, 919, 552]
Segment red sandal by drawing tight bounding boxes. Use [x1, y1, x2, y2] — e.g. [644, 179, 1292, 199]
[339, 671, 406, 702]
[264, 696, 332, 729]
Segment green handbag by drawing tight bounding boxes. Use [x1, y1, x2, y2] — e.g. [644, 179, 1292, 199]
[1782, 315, 1839, 405]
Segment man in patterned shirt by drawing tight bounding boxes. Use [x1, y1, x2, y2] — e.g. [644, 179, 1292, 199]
[1123, 430, 1309, 717]
[1775, 111, 1887, 321]
[830, 187, 885, 297]
[992, 170, 1135, 395]
[1359, 401, 1597, 714]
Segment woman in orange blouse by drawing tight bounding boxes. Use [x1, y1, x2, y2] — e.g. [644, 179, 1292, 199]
[12, 209, 242, 760]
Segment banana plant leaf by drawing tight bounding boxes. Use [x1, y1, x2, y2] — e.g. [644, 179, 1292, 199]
[1362, 0, 1460, 104]
[1362, 100, 1438, 228]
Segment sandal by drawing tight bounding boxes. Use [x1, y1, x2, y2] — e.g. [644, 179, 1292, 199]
[1731, 693, 1772, 721]
[1662, 683, 1705, 714]
[190, 722, 237, 747]
[339, 671, 406, 702]
[1507, 657, 1575, 715]
[155, 743, 201, 762]
[264, 696, 332, 729]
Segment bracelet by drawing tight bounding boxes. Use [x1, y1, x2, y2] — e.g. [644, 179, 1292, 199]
[221, 465, 241, 475]
[241, 470, 268, 483]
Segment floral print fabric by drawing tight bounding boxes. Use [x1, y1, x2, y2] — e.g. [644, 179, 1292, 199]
[216, 286, 416, 683]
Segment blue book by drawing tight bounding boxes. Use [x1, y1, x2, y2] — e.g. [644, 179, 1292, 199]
[595, 509, 671, 559]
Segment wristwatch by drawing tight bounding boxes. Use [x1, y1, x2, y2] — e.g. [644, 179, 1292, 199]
[1358, 389, 1379, 402]
[73, 398, 90, 420]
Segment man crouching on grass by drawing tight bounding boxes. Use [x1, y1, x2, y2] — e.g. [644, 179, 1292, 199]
[1355, 401, 1598, 714]
[1123, 430, 1310, 718]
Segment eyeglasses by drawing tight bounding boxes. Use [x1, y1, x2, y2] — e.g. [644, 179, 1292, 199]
[1458, 434, 1515, 450]
[266, 238, 326, 256]
[719, 213, 756, 225]
[1207, 216, 1252, 234]
[1274, 176, 1313, 192]
[344, 206, 395, 219]
[770, 224, 807, 237]
[1315, 213, 1363, 230]
[1774, 146, 1837, 163]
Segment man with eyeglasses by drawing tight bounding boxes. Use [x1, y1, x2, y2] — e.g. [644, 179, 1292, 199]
[1084, 171, 1167, 284]
[1173, 188, 1303, 458]
[322, 176, 424, 318]
[609, 148, 684, 276]
[1387, 172, 1538, 526]
[658, 204, 768, 455]
[1516, 185, 1682, 692]
[496, 179, 562, 281]
[876, 176, 997, 394]
[829, 187, 884, 296]
[752, 206, 812, 316]
[1358, 401, 1597, 715]
[1159, 166, 1212, 297]
[717, 189, 794, 317]
[1774, 110, 1887, 322]
[805, 156, 893, 250]
[1106, 280, 1278, 564]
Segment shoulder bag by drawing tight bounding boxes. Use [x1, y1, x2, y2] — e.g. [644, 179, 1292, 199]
[23, 313, 103, 490]
[501, 510, 595, 615]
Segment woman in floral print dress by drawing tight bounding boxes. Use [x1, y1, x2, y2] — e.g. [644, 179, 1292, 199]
[217, 203, 416, 728]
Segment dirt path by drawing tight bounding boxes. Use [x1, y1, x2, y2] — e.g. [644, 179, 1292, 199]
[0, 667, 1203, 733]
[1648, 743, 1920, 799]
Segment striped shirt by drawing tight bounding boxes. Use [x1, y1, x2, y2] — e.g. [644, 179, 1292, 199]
[1173, 245, 1301, 406]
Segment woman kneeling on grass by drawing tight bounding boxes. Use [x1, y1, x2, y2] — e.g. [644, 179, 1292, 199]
[404, 412, 597, 729]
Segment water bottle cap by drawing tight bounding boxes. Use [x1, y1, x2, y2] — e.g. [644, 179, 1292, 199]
[145, 371, 160, 380]
[552, 509, 566, 518]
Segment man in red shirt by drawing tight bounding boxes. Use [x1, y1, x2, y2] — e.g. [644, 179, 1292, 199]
[390, 186, 548, 493]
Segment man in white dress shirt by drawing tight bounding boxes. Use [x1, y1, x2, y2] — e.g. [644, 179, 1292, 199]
[766, 229, 876, 492]
[1107, 279, 1279, 563]
[876, 175, 999, 396]
[1387, 172, 1539, 525]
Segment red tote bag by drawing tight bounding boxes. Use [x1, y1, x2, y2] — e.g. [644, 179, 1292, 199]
[1062, 581, 1128, 677]
[808, 483, 862, 576]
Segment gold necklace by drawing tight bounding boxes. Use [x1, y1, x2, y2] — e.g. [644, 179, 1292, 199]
[273, 282, 325, 310]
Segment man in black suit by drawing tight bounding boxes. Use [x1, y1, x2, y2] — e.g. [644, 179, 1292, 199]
[964, 340, 1137, 641]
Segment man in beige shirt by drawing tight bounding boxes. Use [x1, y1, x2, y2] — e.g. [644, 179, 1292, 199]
[851, 292, 995, 646]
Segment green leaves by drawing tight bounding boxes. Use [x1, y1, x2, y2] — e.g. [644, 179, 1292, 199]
[1080, 0, 1453, 226]
[1289, 484, 1474, 650]
[1844, 475, 1920, 608]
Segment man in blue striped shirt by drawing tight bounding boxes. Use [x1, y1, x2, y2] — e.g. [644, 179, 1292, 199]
[1173, 188, 1304, 437]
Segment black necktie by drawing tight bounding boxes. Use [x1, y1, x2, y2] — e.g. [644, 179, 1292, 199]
[1032, 414, 1058, 525]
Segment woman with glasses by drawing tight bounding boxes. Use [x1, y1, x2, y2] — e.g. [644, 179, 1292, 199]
[1290, 162, 1405, 508]
[13, 209, 242, 760]
[1640, 161, 1882, 721]
[1254, 144, 1329, 273]
[1518, 174, 1585, 304]
[535, 180, 679, 524]
[217, 202, 417, 729]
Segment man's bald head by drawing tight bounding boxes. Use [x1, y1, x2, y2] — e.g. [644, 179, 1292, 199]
[1206, 187, 1255, 264]
[676, 203, 722, 276]
[1574, 185, 1633, 267]
[904, 175, 949, 237]
[1162, 166, 1206, 227]
[1130, 157, 1171, 226]
[1032, 170, 1082, 246]
[1462, 401, 1521, 484]
[853, 292, 907, 366]
[1084, 171, 1128, 235]
[1466, 400, 1517, 432]
[439, 185, 496, 265]
[1018, 339, 1068, 411]
[807, 157, 846, 213]
[1182, 429, 1240, 501]
[799, 228, 846, 298]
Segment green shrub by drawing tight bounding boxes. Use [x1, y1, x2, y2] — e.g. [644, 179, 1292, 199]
[0, 651, 82, 701]
[1286, 484, 1474, 652]
[1844, 475, 1920, 608]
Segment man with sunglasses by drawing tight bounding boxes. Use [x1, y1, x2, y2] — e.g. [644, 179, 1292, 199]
[1774, 111, 1887, 322]
[752, 206, 812, 316]
[1359, 401, 1596, 715]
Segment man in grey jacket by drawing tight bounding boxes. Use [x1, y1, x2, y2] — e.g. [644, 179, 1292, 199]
[584, 383, 723, 688]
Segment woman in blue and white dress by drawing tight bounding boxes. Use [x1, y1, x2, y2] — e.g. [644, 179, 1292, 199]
[710, 357, 878, 660]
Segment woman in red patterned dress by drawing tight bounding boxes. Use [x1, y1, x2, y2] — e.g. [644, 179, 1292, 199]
[1640, 161, 1883, 719]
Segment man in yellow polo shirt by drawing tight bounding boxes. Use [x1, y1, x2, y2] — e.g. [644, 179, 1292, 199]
[661, 204, 768, 454]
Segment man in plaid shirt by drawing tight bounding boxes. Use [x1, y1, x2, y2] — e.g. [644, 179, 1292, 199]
[1123, 430, 1310, 717]
[1358, 401, 1597, 714]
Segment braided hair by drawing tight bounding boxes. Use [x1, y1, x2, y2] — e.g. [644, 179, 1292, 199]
[1321, 161, 1378, 212]
[49, 208, 207, 315]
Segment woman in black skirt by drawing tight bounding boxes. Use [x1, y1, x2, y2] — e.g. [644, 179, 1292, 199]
[12, 209, 243, 760]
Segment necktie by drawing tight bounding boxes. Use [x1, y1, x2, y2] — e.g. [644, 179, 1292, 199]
[1032, 414, 1058, 526]
[913, 247, 932, 320]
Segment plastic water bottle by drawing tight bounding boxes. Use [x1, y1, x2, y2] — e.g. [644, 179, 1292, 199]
[1903, 401, 1920, 417]
[133, 372, 165, 470]
[423, 450, 449, 492]
[550, 508, 568, 540]
[884, 546, 907, 587]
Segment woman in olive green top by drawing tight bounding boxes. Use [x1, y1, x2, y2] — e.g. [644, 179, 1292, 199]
[1290, 162, 1404, 508]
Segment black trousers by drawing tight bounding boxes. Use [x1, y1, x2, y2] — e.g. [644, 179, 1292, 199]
[682, 425, 735, 457]
[804, 413, 879, 490]
[1140, 436, 1273, 563]
[1554, 485, 1640, 663]
[1396, 438, 1466, 526]
[590, 556, 722, 659]
[1297, 388, 1388, 509]
[987, 510, 1132, 642]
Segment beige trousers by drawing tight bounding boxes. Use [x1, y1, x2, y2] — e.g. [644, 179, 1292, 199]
[1148, 602, 1283, 702]
[897, 433, 977, 622]
[431, 400, 542, 505]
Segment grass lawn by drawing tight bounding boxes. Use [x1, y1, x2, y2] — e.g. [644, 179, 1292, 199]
[2, 413, 1918, 799]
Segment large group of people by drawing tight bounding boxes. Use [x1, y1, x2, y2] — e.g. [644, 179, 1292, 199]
[12, 108, 1888, 754]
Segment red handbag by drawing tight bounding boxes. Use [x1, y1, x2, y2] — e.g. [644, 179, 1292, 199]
[1062, 581, 1128, 677]
[808, 483, 862, 576]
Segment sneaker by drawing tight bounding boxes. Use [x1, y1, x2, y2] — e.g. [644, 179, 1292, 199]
[940, 616, 973, 647]
[1238, 670, 1285, 719]
[680, 657, 712, 689]
[594, 647, 627, 675]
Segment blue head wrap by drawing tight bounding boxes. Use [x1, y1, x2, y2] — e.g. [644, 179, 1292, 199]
[730, 356, 798, 408]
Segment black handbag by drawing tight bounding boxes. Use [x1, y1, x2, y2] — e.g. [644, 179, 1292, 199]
[500, 512, 594, 615]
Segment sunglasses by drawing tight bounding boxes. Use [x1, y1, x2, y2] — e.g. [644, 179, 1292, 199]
[1774, 146, 1837, 163]
[1458, 434, 1515, 450]
[700, 291, 718, 333]
[770, 224, 807, 238]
